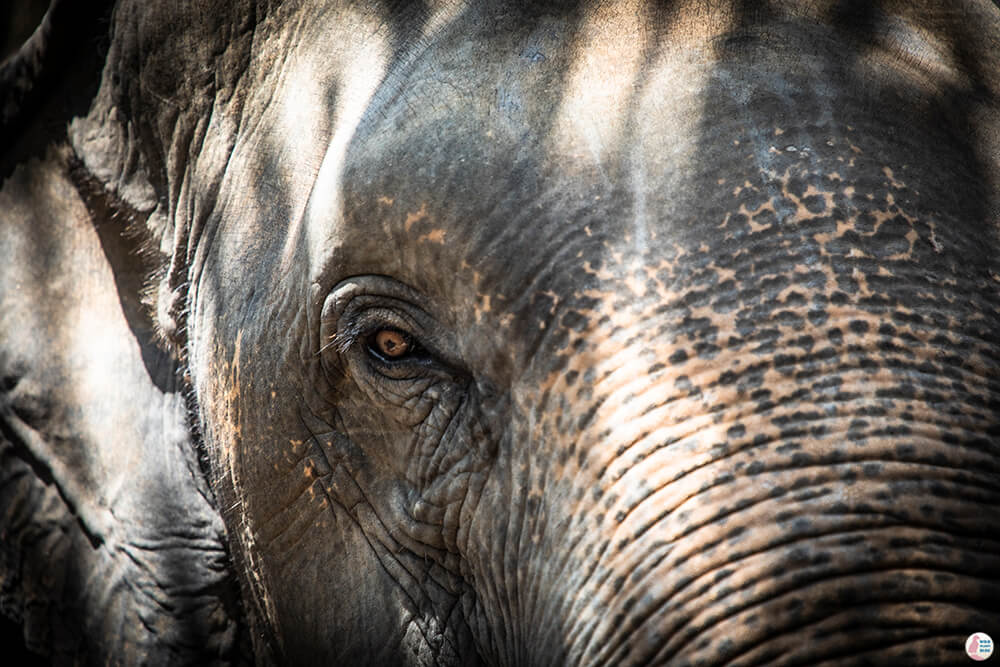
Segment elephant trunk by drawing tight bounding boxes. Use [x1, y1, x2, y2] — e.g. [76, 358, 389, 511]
[545, 401, 992, 663]
[470, 288, 1000, 666]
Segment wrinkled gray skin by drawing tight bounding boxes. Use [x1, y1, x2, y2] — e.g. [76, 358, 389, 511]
[3, 0, 1000, 665]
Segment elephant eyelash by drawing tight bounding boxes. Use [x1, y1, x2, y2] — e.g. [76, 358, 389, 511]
[319, 320, 368, 356]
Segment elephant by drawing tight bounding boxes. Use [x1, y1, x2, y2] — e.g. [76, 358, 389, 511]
[2, 0, 1000, 664]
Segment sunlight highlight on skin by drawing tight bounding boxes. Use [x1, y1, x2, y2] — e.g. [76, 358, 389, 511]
[548, 0, 646, 171]
[866, 14, 967, 93]
[297, 12, 391, 276]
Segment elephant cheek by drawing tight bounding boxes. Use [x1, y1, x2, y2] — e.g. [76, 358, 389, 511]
[190, 335, 453, 664]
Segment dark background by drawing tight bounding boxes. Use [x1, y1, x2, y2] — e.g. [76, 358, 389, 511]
[1, 0, 47, 61]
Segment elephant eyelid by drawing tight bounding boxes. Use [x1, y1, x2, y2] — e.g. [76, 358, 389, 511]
[319, 306, 407, 353]
[321, 316, 431, 365]
[318, 297, 464, 377]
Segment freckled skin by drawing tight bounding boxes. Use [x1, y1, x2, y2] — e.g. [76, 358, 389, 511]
[4, 0, 1000, 665]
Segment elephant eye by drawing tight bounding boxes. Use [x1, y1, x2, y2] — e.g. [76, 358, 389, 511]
[367, 328, 418, 361]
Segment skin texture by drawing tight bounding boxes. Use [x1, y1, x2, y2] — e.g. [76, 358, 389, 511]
[3, 0, 1000, 664]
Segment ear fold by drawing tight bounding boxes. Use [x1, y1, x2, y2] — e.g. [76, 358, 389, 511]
[63, 0, 186, 349]
[64, 0, 254, 353]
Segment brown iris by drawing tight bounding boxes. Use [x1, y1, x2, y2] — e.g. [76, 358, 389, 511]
[373, 329, 411, 358]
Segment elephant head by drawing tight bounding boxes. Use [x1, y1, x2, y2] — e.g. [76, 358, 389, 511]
[2, 0, 1000, 664]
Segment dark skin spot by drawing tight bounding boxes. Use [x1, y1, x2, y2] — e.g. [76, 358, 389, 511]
[669, 349, 689, 364]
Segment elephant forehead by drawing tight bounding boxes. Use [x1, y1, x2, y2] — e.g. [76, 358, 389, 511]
[333, 94, 982, 336]
[323, 4, 984, 260]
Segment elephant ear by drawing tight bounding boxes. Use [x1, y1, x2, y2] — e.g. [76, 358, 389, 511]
[0, 2, 245, 663]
